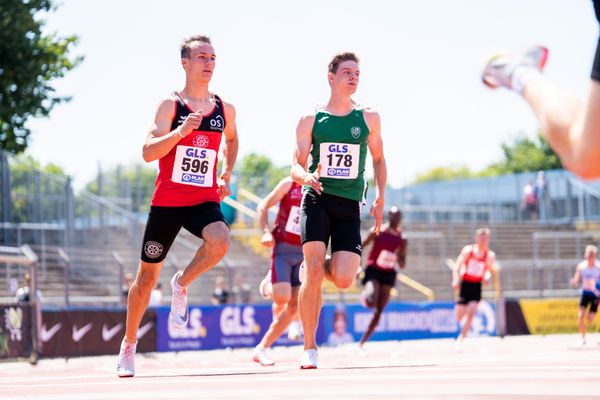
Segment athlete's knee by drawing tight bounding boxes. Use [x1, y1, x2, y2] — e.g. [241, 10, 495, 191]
[286, 298, 299, 315]
[334, 274, 355, 289]
[303, 258, 326, 282]
[204, 228, 231, 255]
[134, 270, 158, 293]
[272, 291, 291, 306]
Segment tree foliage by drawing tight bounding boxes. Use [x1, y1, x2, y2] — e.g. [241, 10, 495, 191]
[413, 132, 562, 183]
[237, 153, 289, 196]
[0, 0, 82, 152]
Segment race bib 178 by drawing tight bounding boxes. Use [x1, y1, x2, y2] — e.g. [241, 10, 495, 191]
[171, 146, 216, 187]
[319, 142, 359, 179]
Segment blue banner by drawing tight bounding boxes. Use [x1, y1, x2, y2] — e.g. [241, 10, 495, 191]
[320, 301, 497, 345]
[155, 304, 327, 352]
[155, 301, 496, 352]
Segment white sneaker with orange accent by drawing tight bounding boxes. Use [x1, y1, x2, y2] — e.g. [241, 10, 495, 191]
[252, 345, 275, 366]
[299, 349, 318, 369]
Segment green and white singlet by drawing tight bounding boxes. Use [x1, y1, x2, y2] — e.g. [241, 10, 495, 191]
[308, 108, 369, 202]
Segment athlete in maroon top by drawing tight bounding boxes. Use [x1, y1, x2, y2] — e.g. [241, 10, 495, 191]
[253, 177, 304, 366]
[358, 207, 407, 349]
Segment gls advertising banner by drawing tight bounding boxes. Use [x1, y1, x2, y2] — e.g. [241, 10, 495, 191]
[155, 301, 496, 352]
[155, 304, 326, 352]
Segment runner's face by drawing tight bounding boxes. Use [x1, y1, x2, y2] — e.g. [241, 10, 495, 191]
[330, 61, 359, 94]
[475, 233, 489, 248]
[587, 252, 597, 263]
[183, 42, 216, 82]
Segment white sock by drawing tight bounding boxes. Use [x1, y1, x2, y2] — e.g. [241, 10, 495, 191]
[511, 66, 540, 95]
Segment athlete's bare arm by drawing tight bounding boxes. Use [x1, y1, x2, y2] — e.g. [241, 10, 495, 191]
[361, 230, 378, 248]
[396, 239, 407, 269]
[256, 177, 293, 248]
[291, 114, 323, 194]
[142, 98, 203, 162]
[570, 264, 582, 288]
[452, 245, 471, 288]
[218, 102, 239, 200]
[364, 108, 387, 235]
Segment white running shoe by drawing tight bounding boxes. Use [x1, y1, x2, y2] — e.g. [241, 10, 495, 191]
[287, 321, 303, 341]
[116, 339, 137, 378]
[575, 338, 586, 348]
[454, 338, 464, 353]
[299, 349, 318, 369]
[252, 346, 275, 366]
[481, 45, 548, 89]
[259, 270, 272, 300]
[169, 271, 188, 328]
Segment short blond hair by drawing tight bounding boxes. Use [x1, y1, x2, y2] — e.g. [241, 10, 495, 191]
[585, 245, 598, 257]
[475, 227, 491, 236]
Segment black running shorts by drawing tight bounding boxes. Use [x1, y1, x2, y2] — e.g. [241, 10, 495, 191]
[580, 292, 599, 313]
[140, 202, 227, 263]
[457, 280, 482, 305]
[362, 266, 397, 287]
[300, 188, 362, 255]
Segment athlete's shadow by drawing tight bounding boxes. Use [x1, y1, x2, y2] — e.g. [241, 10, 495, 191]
[136, 370, 284, 379]
[330, 363, 437, 371]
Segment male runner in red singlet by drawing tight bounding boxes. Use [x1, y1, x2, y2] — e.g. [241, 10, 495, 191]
[252, 177, 304, 366]
[358, 207, 407, 350]
[451, 228, 500, 350]
[117, 35, 239, 377]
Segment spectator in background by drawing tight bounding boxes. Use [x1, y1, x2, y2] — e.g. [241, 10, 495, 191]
[231, 272, 252, 304]
[16, 272, 43, 303]
[327, 306, 354, 347]
[521, 180, 538, 221]
[211, 276, 230, 305]
[149, 282, 163, 307]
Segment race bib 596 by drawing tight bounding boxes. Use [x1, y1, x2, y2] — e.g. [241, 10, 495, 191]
[171, 146, 216, 187]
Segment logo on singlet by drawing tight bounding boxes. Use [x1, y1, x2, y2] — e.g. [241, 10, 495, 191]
[209, 115, 224, 131]
[178, 114, 187, 125]
[144, 241, 164, 259]
[193, 134, 209, 148]
[351, 126, 361, 138]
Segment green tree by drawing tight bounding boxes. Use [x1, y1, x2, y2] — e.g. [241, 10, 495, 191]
[481, 133, 562, 175]
[413, 165, 474, 184]
[84, 163, 157, 213]
[0, 0, 82, 152]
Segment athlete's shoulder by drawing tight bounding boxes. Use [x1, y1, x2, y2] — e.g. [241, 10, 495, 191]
[487, 250, 497, 259]
[577, 260, 588, 270]
[296, 110, 317, 129]
[217, 96, 236, 115]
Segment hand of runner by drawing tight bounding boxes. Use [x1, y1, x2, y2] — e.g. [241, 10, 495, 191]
[451, 278, 459, 289]
[179, 111, 203, 137]
[260, 231, 274, 248]
[217, 177, 231, 200]
[369, 199, 384, 235]
[304, 163, 323, 194]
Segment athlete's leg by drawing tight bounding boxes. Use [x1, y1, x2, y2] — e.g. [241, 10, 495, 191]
[259, 285, 299, 348]
[458, 301, 479, 340]
[361, 279, 379, 309]
[177, 221, 231, 287]
[124, 261, 163, 343]
[299, 241, 327, 350]
[359, 283, 392, 346]
[329, 251, 361, 289]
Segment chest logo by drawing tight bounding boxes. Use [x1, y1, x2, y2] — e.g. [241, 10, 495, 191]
[193, 134, 209, 148]
[351, 126, 361, 138]
[209, 115, 224, 131]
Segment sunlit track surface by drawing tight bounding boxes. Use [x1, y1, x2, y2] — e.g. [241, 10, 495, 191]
[2, 334, 600, 400]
